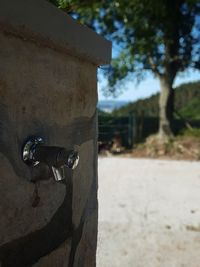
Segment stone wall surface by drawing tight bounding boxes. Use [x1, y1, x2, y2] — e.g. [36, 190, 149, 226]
[0, 21, 99, 267]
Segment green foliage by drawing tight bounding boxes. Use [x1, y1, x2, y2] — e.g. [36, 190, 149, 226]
[49, 0, 200, 137]
[113, 94, 159, 117]
[181, 127, 200, 137]
[112, 81, 200, 119]
[97, 108, 111, 117]
[174, 82, 200, 119]
[48, 0, 71, 9]
[49, 0, 200, 93]
[179, 98, 200, 119]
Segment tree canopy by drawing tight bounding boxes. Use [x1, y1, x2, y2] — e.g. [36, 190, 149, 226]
[49, 0, 200, 138]
[50, 0, 200, 88]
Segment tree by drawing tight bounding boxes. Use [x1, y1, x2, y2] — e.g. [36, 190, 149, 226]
[50, 0, 200, 139]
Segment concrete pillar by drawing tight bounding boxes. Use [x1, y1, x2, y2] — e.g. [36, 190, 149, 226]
[0, 1, 111, 266]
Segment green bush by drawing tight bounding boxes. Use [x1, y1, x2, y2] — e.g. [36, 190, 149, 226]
[181, 128, 200, 138]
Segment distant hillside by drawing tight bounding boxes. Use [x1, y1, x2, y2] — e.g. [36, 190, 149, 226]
[113, 81, 200, 120]
[98, 100, 128, 113]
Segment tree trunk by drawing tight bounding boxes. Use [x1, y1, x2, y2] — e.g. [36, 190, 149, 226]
[158, 76, 174, 139]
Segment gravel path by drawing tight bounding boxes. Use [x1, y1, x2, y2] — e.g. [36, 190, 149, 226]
[97, 157, 200, 267]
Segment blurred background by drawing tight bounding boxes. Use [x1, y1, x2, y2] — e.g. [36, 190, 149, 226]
[50, 1, 200, 266]
[97, 79, 200, 160]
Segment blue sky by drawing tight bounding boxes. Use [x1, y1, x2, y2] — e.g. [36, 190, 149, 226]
[98, 69, 200, 102]
[98, 12, 200, 103]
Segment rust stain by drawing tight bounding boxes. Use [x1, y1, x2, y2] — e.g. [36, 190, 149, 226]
[31, 183, 40, 208]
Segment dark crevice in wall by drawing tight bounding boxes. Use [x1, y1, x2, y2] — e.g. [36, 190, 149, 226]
[0, 174, 72, 267]
[0, 107, 97, 266]
[69, 140, 98, 267]
[0, 150, 98, 267]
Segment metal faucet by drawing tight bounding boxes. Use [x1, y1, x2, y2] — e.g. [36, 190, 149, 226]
[22, 137, 79, 181]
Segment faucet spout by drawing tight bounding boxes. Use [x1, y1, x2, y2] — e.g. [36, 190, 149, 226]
[22, 137, 79, 181]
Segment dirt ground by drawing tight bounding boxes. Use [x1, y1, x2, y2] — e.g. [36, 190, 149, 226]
[97, 157, 200, 267]
[131, 136, 200, 161]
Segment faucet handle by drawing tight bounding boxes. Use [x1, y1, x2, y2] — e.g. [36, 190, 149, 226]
[22, 137, 79, 181]
[33, 145, 79, 182]
[51, 166, 65, 182]
[64, 150, 79, 170]
[51, 149, 79, 181]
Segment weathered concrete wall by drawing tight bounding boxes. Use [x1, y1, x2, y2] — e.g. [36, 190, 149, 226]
[0, 0, 111, 267]
[0, 2, 111, 265]
[0, 0, 111, 66]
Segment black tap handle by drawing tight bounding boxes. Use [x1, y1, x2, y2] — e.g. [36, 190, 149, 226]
[33, 146, 64, 167]
[33, 146, 79, 169]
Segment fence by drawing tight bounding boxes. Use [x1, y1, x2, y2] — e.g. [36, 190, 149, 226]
[98, 113, 135, 148]
[98, 113, 200, 148]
